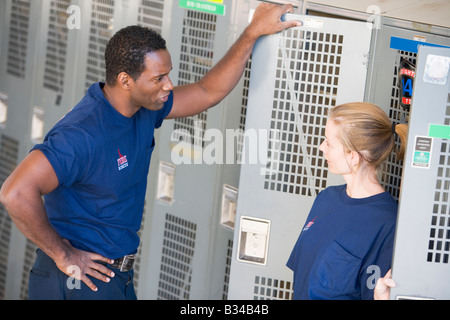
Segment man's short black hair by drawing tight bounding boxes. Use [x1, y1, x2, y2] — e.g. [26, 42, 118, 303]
[105, 25, 167, 85]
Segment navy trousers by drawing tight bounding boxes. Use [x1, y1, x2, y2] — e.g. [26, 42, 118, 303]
[28, 249, 137, 300]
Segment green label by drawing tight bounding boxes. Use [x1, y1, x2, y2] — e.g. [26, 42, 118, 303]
[413, 150, 430, 167]
[179, 0, 226, 16]
[428, 124, 450, 140]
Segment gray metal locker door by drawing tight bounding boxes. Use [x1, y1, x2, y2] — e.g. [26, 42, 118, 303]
[0, 135, 19, 299]
[143, 3, 228, 300]
[0, 0, 45, 300]
[391, 45, 450, 300]
[17, 0, 77, 299]
[228, 13, 372, 299]
[141, 0, 249, 300]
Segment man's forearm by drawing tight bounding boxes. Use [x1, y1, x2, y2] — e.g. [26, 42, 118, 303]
[1, 188, 68, 264]
[197, 27, 256, 106]
[198, 3, 301, 102]
[1, 189, 115, 292]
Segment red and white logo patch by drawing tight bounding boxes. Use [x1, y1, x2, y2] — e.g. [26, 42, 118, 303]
[117, 149, 128, 171]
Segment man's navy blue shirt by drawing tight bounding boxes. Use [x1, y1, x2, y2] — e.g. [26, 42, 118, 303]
[33, 83, 173, 259]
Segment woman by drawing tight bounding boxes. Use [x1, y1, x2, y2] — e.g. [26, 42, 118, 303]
[287, 102, 407, 300]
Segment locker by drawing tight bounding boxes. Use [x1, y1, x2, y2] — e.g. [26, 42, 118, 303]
[390, 45, 450, 300]
[0, 0, 56, 300]
[366, 19, 450, 201]
[227, 1, 450, 300]
[363, 16, 450, 299]
[228, 12, 372, 299]
[139, 0, 264, 299]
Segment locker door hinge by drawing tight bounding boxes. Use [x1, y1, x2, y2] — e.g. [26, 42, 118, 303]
[363, 52, 370, 69]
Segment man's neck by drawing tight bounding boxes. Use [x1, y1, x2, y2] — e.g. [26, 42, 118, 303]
[102, 83, 138, 118]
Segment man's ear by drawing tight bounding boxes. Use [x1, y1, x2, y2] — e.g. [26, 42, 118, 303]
[117, 72, 132, 90]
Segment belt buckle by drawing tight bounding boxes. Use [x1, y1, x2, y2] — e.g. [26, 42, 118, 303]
[114, 254, 136, 272]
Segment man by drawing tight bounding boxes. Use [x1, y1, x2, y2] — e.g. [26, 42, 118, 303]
[0, 3, 300, 299]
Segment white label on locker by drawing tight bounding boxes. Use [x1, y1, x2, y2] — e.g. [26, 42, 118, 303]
[220, 184, 238, 230]
[423, 54, 450, 85]
[157, 161, 176, 204]
[304, 18, 323, 29]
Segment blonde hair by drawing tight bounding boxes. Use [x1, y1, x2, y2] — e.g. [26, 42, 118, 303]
[328, 102, 408, 169]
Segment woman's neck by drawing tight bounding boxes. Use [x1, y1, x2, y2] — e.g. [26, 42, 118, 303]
[343, 167, 385, 198]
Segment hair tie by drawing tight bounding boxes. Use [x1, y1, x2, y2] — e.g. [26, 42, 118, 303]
[392, 123, 397, 136]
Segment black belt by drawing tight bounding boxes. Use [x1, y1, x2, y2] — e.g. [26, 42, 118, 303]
[110, 254, 136, 272]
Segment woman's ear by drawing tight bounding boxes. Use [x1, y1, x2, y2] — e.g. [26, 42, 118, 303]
[348, 150, 362, 169]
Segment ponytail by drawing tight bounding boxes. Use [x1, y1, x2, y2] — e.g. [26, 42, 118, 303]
[393, 123, 408, 161]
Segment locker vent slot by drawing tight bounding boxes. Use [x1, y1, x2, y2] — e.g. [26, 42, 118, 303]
[137, 0, 165, 35]
[172, 10, 217, 148]
[84, 0, 115, 92]
[236, 58, 252, 163]
[264, 29, 343, 196]
[0, 135, 19, 299]
[253, 276, 292, 300]
[157, 213, 196, 300]
[222, 239, 233, 300]
[380, 51, 415, 200]
[427, 94, 450, 264]
[43, 0, 70, 93]
[19, 240, 36, 300]
[7, 0, 31, 79]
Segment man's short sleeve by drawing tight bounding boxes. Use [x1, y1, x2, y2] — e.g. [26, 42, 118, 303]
[32, 127, 90, 187]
